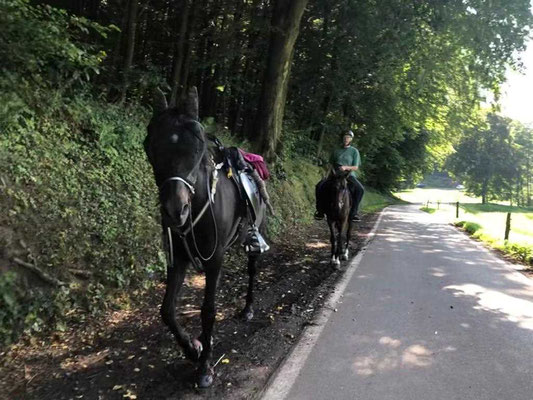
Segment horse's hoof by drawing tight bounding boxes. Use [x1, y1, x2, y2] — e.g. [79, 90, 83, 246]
[185, 338, 203, 361]
[197, 369, 214, 388]
[241, 307, 254, 321]
[341, 252, 349, 261]
[192, 338, 203, 354]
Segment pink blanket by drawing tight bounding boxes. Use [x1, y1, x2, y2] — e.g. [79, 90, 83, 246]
[238, 149, 271, 180]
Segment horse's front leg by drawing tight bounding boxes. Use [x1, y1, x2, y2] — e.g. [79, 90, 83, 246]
[160, 257, 202, 361]
[335, 221, 344, 262]
[328, 220, 340, 267]
[341, 220, 353, 260]
[197, 262, 222, 388]
[241, 254, 259, 321]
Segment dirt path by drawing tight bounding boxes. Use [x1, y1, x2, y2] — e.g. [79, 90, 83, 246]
[0, 215, 377, 400]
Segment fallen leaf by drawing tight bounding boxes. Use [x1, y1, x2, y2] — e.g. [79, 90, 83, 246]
[112, 385, 122, 391]
[221, 358, 230, 364]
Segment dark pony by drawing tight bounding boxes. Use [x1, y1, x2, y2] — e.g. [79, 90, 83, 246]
[326, 169, 354, 267]
[143, 88, 267, 388]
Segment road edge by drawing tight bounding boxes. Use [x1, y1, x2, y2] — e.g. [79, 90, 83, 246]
[258, 207, 387, 400]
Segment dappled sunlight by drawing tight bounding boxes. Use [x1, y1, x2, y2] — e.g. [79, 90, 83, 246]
[351, 336, 455, 376]
[429, 267, 446, 277]
[445, 284, 533, 330]
[305, 241, 329, 249]
[402, 345, 432, 367]
[185, 274, 205, 289]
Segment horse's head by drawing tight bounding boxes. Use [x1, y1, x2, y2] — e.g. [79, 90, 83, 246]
[330, 168, 351, 216]
[144, 87, 207, 228]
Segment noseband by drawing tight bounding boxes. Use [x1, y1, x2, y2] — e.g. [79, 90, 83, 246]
[157, 134, 224, 272]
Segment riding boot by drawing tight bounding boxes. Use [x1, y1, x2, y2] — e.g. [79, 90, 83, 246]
[248, 168, 275, 215]
[243, 225, 270, 254]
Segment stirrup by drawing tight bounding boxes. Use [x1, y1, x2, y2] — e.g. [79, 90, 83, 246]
[314, 211, 325, 221]
[244, 226, 270, 254]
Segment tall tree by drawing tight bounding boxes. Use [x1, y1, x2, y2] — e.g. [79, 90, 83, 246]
[120, 0, 139, 102]
[448, 114, 517, 203]
[254, 0, 309, 161]
[169, 0, 190, 106]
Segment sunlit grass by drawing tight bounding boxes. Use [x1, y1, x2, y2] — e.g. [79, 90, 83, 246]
[360, 189, 399, 213]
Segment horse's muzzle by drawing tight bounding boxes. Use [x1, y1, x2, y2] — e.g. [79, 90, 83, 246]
[162, 201, 190, 229]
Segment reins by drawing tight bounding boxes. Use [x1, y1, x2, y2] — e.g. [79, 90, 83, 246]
[164, 151, 224, 272]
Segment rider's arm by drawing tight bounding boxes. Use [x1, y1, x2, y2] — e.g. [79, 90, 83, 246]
[340, 148, 360, 171]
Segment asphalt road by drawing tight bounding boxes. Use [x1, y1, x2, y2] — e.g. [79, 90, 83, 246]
[263, 205, 533, 400]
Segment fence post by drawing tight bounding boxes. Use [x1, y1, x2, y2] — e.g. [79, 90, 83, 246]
[456, 201, 459, 218]
[437, 201, 440, 210]
[504, 212, 511, 241]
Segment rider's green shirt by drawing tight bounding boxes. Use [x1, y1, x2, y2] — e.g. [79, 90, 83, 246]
[329, 146, 360, 177]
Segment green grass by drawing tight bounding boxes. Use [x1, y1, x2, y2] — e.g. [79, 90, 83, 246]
[360, 188, 398, 213]
[420, 207, 436, 214]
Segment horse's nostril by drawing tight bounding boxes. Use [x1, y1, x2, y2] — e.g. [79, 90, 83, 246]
[180, 203, 190, 217]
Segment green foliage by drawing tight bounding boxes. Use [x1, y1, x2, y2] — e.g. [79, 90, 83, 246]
[455, 220, 533, 266]
[447, 113, 521, 203]
[503, 242, 533, 265]
[455, 221, 483, 235]
[420, 207, 436, 214]
[291, 0, 532, 191]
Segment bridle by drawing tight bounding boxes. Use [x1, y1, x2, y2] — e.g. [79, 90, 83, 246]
[157, 129, 223, 272]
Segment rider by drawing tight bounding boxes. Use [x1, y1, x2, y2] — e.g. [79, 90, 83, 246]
[314, 130, 365, 222]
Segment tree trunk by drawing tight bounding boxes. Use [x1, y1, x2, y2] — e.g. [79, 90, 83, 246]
[111, 0, 129, 73]
[120, 0, 139, 102]
[169, 0, 190, 106]
[481, 179, 488, 204]
[254, 0, 309, 161]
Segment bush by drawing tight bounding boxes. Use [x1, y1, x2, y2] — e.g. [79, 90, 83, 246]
[455, 221, 482, 235]
[504, 242, 533, 265]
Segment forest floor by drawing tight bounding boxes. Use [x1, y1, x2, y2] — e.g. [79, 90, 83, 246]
[0, 214, 378, 400]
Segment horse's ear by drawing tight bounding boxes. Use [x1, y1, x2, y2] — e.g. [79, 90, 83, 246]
[184, 86, 199, 120]
[153, 87, 168, 114]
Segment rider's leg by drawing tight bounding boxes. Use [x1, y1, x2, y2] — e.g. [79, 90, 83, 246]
[347, 176, 365, 221]
[315, 178, 327, 219]
[244, 224, 270, 254]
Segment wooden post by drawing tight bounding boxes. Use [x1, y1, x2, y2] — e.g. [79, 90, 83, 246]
[456, 201, 459, 218]
[504, 212, 511, 241]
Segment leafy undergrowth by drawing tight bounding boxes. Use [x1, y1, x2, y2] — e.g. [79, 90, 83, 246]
[454, 221, 533, 266]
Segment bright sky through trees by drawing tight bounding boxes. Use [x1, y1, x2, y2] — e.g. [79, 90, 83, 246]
[500, 2, 533, 125]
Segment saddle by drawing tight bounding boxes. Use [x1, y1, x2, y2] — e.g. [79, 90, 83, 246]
[209, 138, 264, 223]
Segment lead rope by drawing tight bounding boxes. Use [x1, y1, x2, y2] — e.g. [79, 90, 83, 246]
[166, 161, 223, 271]
[167, 226, 174, 269]
[190, 162, 221, 262]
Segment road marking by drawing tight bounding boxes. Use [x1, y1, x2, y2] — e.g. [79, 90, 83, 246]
[260, 208, 387, 400]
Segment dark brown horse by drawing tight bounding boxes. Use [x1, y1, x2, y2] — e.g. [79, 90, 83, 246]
[325, 170, 354, 267]
[143, 88, 267, 387]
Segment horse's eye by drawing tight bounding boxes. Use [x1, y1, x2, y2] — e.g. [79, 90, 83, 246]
[170, 134, 179, 143]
